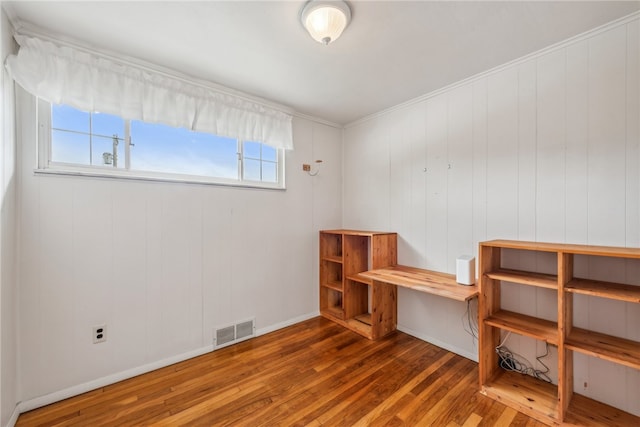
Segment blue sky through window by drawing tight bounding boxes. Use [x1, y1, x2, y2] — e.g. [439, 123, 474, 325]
[50, 104, 278, 184]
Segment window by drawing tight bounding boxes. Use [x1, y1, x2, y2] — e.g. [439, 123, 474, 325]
[39, 102, 285, 188]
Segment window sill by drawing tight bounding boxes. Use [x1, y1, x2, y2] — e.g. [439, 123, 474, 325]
[34, 167, 286, 191]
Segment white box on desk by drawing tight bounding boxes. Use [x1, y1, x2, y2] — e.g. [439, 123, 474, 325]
[456, 255, 476, 285]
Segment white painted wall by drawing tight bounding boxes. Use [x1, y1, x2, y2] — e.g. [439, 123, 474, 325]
[343, 16, 640, 415]
[16, 86, 342, 408]
[0, 6, 18, 427]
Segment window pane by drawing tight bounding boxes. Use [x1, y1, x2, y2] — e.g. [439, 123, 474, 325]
[52, 104, 89, 133]
[243, 141, 261, 159]
[92, 112, 124, 138]
[92, 135, 124, 168]
[46, 103, 282, 188]
[241, 141, 278, 183]
[262, 161, 277, 183]
[51, 130, 91, 165]
[130, 121, 239, 179]
[262, 145, 277, 162]
[243, 158, 261, 181]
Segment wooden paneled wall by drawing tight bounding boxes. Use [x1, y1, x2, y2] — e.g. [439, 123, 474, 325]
[16, 90, 343, 409]
[343, 16, 639, 416]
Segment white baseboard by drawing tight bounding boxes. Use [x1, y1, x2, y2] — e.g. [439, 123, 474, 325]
[17, 311, 320, 415]
[18, 345, 214, 413]
[256, 311, 319, 336]
[397, 324, 479, 363]
[4, 404, 20, 427]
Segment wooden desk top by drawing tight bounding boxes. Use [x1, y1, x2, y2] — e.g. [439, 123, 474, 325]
[356, 265, 478, 302]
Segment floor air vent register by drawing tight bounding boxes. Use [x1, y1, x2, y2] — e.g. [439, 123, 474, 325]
[214, 318, 256, 348]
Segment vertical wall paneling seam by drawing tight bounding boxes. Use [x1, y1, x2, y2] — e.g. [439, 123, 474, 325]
[485, 79, 489, 240]
[70, 181, 76, 382]
[585, 36, 592, 377]
[635, 20, 640, 249]
[623, 24, 629, 400]
[517, 64, 521, 241]
[624, 23, 629, 248]
[14, 83, 22, 403]
[388, 115, 391, 231]
[110, 183, 115, 358]
[229, 197, 234, 334]
[564, 48, 568, 245]
[470, 87, 474, 251]
[562, 48, 567, 247]
[445, 94, 449, 267]
[586, 37, 591, 248]
[313, 123, 316, 230]
[444, 95, 448, 261]
[200, 192, 204, 347]
[144, 192, 149, 357]
[425, 103, 429, 262]
[533, 58, 538, 273]
[340, 126, 345, 227]
[533, 59, 538, 246]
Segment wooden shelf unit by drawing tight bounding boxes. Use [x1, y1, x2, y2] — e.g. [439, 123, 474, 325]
[319, 230, 397, 340]
[478, 239, 640, 426]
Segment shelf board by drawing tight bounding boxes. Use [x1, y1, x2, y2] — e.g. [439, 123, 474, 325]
[322, 281, 343, 292]
[354, 313, 372, 326]
[565, 392, 640, 426]
[357, 265, 478, 301]
[566, 328, 640, 370]
[485, 310, 558, 345]
[322, 255, 343, 264]
[485, 268, 557, 289]
[480, 370, 558, 425]
[481, 239, 640, 258]
[320, 229, 397, 237]
[565, 278, 640, 303]
[321, 306, 344, 321]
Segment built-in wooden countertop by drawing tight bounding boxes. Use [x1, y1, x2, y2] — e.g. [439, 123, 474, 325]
[354, 265, 478, 302]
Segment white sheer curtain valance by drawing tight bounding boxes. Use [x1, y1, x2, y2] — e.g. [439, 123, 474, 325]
[6, 34, 293, 150]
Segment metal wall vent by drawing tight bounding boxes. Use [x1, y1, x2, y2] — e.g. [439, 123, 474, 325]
[216, 326, 236, 347]
[213, 318, 256, 349]
[236, 320, 254, 340]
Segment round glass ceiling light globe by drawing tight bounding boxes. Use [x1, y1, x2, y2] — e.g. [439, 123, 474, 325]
[300, 1, 351, 45]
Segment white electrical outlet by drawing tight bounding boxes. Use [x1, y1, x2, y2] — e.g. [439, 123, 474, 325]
[93, 324, 107, 344]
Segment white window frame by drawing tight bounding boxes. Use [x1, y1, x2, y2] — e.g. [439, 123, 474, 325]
[36, 100, 286, 190]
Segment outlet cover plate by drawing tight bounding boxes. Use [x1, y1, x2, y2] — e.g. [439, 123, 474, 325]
[93, 324, 107, 344]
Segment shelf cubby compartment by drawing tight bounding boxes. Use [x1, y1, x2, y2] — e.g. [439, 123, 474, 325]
[566, 328, 640, 370]
[320, 259, 343, 290]
[343, 278, 397, 340]
[565, 393, 640, 426]
[320, 286, 343, 320]
[565, 278, 640, 303]
[480, 370, 559, 426]
[485, 269, 558, 289]
[344, 279, 369, 321]
[484, 310, 558, 345]
[320, 231, 343, 261]
[343, 278, 373, 339]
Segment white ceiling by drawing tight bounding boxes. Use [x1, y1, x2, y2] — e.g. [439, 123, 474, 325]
[4, 1, 640, 125]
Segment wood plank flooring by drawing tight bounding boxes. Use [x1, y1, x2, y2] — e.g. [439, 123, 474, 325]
[17, 317, 546, 426]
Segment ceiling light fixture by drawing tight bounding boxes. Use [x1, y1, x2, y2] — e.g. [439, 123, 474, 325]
[300, 0, 351, 46]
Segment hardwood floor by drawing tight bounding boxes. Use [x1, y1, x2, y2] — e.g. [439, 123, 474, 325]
[17, 317, 546, 426]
